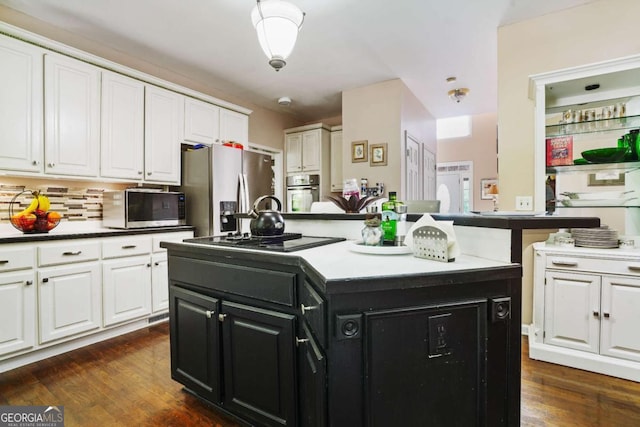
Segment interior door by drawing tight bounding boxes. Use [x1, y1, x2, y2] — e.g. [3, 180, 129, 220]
[437, 172, 461, 213]
[405, 132, 421, 200]
[423, 145, 436, 199]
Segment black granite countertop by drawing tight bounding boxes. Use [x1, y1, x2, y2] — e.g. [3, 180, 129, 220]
[0, 225, 195, 244]
[281, 212, 600, 230]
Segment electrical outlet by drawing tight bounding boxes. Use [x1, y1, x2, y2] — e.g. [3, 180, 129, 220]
[516, 196, 533, 211]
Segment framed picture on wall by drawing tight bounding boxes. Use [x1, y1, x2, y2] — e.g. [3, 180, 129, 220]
[370, 143, 387, 166]
[481, 178, 499, 200]
[351, 140, 368, 163]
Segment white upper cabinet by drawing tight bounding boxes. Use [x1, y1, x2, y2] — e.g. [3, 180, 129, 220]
[144, 85, 183, 184]
[0, 36, 43, 173]
[44, 53, 100, 177]
[184, 97, 220, 145]
[285, 133, 303, 173]
[219, 108, 249, 144]
[100, 71, 145, 180]
[301, 130, 322, 172]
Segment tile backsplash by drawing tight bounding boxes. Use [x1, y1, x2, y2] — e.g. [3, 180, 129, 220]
[0, 184, 105, 224]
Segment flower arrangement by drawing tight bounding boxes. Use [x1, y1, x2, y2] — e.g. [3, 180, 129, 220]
[325, 195, 380, 213]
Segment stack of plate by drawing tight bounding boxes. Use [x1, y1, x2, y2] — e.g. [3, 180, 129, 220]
[571, 227, 619, 248]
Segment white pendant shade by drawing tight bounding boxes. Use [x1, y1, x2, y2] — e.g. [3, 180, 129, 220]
[251, 0, 304, 71]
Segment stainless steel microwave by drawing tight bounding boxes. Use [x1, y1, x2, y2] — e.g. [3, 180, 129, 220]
[102, 189, 186, 229]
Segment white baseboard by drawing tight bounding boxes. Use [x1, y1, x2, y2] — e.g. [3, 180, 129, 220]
[521, 324, 529, 335]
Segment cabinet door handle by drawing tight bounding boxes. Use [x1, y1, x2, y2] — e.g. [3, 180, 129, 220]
[205, 310, 215, 319]
[154, 262, 160, 266]
[62, 251, 82, 256]
[627, 265, 640, 271]
[218, 313, 227, 322]
[301, 303, 318, 314]
[146, 263, 151, 267]
[25, 280, 33, 286]
[296, 337, 309, 347]
[42, 278, 49, 283]
[0, 260, 8, 265]
[593, 311, 599, 318]
[603, 312, 610, 318]
[121, 245, 137, 249]
[147, 172, 152, 176]
[137, 171, 143, 175]
[551, 260, 578, 267]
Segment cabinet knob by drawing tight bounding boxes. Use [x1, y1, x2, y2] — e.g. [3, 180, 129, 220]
[138, 171, 143, 175]
[25, 280, 33, 286]
[146, 263, 151, 267]
[48, 162, 55, 168]
[218, 313, 227, 322]
[300, 304, 318, 314]
[147, 172, 152, 176]
[205, 310, 215, 319]
[42, 278, 49, 283]
[296, 337, 309, 347]
[32, 160, 39, 166]
[603, 312, 610, 318]
[154, 262, 160, 266]
[593, 311, 599, 318]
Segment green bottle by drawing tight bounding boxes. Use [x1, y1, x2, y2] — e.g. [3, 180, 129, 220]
[381, 192, 398, 244]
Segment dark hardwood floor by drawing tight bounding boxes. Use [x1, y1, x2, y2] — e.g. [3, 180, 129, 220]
[1, 322, 639, 426]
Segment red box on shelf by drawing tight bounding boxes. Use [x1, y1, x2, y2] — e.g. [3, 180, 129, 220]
[546, 136, 573, 166]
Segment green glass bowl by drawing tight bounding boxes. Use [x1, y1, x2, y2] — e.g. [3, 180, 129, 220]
[581, 147, 627, 163]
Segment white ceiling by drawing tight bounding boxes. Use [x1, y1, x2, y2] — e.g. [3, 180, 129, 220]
[0, 0, 597, 122]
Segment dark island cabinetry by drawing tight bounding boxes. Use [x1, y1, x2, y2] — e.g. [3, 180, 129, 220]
[163, 243, 522, 426]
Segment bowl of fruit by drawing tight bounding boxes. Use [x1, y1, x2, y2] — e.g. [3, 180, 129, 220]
[9, 190, 61, 234]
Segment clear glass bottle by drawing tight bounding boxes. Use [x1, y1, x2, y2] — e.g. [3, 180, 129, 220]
[394, 204, 408, 246]
[362, 213, 383, 246]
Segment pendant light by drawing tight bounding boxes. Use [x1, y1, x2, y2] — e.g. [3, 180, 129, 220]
[251, 0, 305, 71]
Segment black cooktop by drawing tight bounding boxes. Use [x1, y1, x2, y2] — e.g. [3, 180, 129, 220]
[184, 232, 345, 252]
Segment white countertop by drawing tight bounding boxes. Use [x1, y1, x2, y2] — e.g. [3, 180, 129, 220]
[296, 240, 514, 280]
[176, 239, 517, 281]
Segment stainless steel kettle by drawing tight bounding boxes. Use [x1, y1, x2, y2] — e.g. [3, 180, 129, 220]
[249, 195, 285, 236]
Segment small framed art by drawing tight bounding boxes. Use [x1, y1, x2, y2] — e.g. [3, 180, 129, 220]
[351, 140, 368, 163]
[370, 143, 387, 166]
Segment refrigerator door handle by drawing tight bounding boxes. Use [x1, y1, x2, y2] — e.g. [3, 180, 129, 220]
[238, 173, 250, 213]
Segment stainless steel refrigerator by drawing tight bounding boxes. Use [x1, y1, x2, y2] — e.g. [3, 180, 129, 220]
[180, 144, 273, 237]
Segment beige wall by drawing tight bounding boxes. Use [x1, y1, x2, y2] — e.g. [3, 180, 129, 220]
[342, 79, 435, 199]
[437, 113, 498, 211]
[0, 5, 302, 152]
[342, 80, 403, 196]
[497, 0, 640, 325]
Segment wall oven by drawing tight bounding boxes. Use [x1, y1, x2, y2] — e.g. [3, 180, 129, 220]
[286, 174, 319, 212]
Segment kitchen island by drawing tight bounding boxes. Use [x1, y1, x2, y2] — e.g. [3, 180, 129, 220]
[162, 239, 522, 426]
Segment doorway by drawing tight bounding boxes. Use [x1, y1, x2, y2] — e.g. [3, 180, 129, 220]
[436, 161, 473, 213]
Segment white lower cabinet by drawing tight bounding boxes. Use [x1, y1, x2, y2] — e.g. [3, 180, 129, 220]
[102, 256, 152, 326]
[38, 262, 101, 344]
[151, 253, 169, 312]
[0, 230, 193, 370]
[0, 270, 36, 356]
[531, 244, 640, 381]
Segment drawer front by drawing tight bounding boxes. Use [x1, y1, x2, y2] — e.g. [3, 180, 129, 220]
[102, 236, 152, 259]
[546, 255, 640, 277]
[152, 231, 194, 253]
[0, 246, 35, 272]
[299, 280, 326, 346]
[170, 256, 296, 306]
[38, 241, 101, 267]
